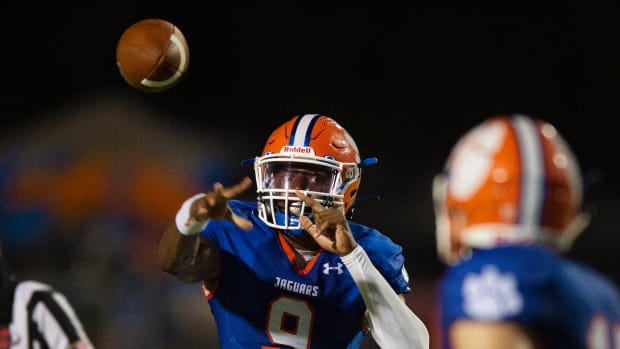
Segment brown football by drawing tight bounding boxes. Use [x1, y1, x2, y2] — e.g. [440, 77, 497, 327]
[116, 18, 190, 92]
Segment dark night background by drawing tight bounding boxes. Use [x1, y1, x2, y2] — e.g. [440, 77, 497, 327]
[2, 3, 620, 348]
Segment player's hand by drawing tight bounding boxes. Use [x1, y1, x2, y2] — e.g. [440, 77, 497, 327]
[187, 177, 253, 230]
[295, 191, 358, 256]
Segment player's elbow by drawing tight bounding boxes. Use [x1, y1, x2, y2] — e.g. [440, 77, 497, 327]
[158, 257, 177, 275]
[157, 244, 193, 278]
[415, 324, 430, 349]
[176, 272, 208, 284]
[158, 251, 192, 279]
[164, 265, 213, 284]
[159, 249, 220, 284]
[157, 244, 180, 274]
[403, 316, 430, 349]
[158, 258, 200, 283]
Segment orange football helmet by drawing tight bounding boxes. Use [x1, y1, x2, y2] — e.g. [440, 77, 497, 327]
[433, 114, 589, 264]
[254, 114, 372, 233]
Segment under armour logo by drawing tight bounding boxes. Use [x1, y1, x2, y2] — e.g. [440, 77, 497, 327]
[323, 262, 343, 275]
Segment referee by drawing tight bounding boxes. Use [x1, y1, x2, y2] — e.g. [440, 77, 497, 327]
[0, 244, 94, 349]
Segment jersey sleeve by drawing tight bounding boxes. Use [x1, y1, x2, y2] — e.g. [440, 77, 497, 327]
[351, 222, 411, 294]
[227, 200, 255, 221]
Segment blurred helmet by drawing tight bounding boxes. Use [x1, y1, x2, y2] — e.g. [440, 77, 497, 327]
[433, 114, 588, 264]
[254, 114, 364, 233]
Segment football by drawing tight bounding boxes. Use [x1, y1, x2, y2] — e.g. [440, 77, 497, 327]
[116, 18, 190, 92]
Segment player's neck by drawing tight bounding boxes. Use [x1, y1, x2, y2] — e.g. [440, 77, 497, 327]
[278, 231, 320, 270]
[280, 231, 320, 251]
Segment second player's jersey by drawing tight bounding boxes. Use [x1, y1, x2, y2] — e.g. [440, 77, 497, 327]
[200, 200, 410, 349]
[439, 245, 620, 349]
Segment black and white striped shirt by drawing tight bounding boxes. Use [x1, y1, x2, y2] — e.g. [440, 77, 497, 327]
[0, 280, 93, 349]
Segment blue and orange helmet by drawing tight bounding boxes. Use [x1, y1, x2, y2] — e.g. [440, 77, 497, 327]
[253, 114, 373, 232]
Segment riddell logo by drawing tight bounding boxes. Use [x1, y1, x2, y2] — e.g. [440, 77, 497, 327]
[282, 146, 314, 154]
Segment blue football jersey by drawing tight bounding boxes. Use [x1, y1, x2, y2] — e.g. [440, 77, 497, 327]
[199, 200, 410, 349]
[439, 245, 620, 349]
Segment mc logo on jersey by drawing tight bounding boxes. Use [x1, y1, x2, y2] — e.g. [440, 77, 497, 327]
[323, 262, 343, 275]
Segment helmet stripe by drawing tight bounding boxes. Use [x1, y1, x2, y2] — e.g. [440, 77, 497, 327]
[289, 114, 321, 147]
[513, 115, 545, 228]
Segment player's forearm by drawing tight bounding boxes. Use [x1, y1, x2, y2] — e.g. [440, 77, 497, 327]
[158, 225, 220, 283]
[340, 245, 430, 349]
[159, 192, 222, 283]
[158, 223, 201, 275]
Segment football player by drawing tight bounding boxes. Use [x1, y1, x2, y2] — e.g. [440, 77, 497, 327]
[433, 114, 620, 348]
[158, 114, 429, 348]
